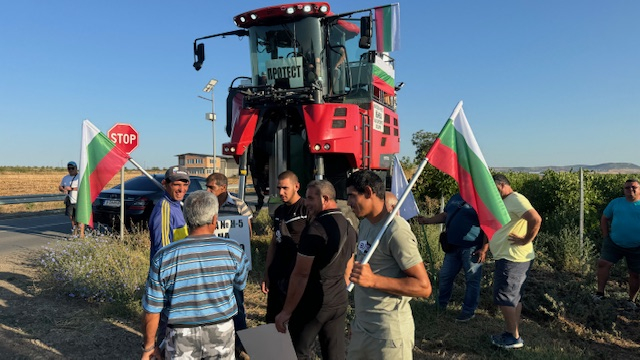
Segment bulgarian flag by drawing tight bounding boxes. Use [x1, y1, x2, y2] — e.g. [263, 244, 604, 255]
[426, 101, 509, 239]
[76, 120, 130, 227]
[375, 3, 400, 52]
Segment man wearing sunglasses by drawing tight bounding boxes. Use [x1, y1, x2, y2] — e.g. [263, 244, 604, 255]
[594, 179, 640, 310]
[59, 161, 84, 237]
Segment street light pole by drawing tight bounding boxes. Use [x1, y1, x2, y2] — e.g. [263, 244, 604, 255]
[203, 79, 218, 173]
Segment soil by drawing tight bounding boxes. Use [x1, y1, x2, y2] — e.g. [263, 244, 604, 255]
[0, 250, 140, 359]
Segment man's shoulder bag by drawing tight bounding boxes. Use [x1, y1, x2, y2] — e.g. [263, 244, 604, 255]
[438, 200, 466, 253]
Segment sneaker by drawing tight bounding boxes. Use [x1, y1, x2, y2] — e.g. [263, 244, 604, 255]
[455, 313, 475, 322]
[491, 332, 524, 349]
[591, 293, 605, 302]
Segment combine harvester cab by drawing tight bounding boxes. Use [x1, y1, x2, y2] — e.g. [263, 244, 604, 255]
[193, 2, 402, 207]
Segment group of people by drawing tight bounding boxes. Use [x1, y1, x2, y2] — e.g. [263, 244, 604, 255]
[416, 174, 542, 349]
[138, 168, 433, 360]
[102, 161, 636, 359]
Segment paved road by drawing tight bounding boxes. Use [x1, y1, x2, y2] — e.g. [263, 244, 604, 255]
[0, 191, 260, 256]
[0, 212, 71, 255]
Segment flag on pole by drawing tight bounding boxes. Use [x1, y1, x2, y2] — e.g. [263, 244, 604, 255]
[391, 155, 420, 220]
[426, 101, 509, 240]
[375, 3, 400, 52]
[76, 120, 130, 227]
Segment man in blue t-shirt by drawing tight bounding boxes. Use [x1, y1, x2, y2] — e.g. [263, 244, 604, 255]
[594, 178, 640, 309]
[148, 166, 190, 262]
[141, 190, 248, 360]
[418, 193, 488, 322]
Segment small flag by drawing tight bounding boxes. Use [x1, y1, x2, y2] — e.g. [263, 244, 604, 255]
[375, 3, 400, 52]
[391, 155, 420, 220]
[426, 102, 509, 239]
[76, 120, 130, 227]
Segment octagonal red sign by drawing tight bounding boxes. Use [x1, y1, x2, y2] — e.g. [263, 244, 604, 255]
[108, 123, 139, 154]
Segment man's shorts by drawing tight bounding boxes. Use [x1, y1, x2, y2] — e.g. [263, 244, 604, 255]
[347, 323, 413, 360]
[164, 319, 234, 360]
[493, 259, 532, 307]
[600, 235, 640, 273]
[65, 203, 76, 219]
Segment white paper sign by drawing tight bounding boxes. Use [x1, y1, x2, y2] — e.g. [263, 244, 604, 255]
[214, 215, 252, 270]
[265, 57, 304, 88]
[237, 324, 297, 360]
[373, 102, 384, 132]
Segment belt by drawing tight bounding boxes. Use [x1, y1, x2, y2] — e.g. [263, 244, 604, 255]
[168, 317, 232, 329]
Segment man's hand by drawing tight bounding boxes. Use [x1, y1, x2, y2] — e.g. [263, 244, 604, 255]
[274, 310, 291, 333]
[260, 277, 269, 294]
[140, 347, 161, 360]
[507, 234, 529, 246]
[474, 247, 488, 263]
[349, 262, 377, 289]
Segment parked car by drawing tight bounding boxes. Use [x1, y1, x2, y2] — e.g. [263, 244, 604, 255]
[92, 174, 207, 230]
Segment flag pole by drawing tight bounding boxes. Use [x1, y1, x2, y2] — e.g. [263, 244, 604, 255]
[347, 157, 430, 292]
[128, 158, 165, 191]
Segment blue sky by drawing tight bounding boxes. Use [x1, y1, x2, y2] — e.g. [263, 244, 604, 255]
[1, 1, 638, 169]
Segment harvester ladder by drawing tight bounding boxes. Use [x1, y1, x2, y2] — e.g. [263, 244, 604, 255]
[361, 113, 371, 169]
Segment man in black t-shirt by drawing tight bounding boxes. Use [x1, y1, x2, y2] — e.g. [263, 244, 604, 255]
[274, 180, 357, 360]
[261, 171, 308, 323]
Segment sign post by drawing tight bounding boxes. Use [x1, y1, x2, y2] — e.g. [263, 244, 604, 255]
[108, 123, 139, 239]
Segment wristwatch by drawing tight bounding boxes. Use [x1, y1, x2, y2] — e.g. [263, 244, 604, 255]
[141, 344, 155, 353]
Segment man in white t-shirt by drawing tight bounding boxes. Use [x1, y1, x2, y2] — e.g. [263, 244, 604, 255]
[59, 161, 83, 237]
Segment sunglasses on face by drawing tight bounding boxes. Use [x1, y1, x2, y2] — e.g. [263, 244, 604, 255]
[624, 186, 638, 190]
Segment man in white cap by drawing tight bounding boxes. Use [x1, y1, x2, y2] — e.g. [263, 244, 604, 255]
[59, 161, 84, 237]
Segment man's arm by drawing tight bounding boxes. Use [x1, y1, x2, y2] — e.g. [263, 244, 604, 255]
[416, 212, 447, 225]
[140, 312, 161, 360]
[261, 234, 277, 294]
[600, 214, 611, 238]
[474, 233, 490, 263]
[274, 254, 313, 333]
[508, 209, 542, 246]
[344, 254, 355, 286]
[350, 261, 432, 298]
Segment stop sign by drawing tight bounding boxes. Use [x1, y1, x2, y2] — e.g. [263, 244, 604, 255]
[108, 123, 139, 154]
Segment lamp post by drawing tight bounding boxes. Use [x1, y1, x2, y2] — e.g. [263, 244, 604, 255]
[202, 79, 218, 172]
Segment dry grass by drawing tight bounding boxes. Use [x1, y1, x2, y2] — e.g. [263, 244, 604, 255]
[0, 170, 140, 214]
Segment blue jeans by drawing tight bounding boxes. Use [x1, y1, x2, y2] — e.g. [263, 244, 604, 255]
[438, 245, 483, 316]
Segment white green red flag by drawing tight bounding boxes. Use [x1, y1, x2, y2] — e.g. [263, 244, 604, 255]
[76, 120, 130, 227]
[426, 101, 509, 240]
[375, 3, 400, 52]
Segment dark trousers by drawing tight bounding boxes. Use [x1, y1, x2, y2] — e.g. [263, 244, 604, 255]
[233, 288, 247, 350]
[289, 306, 347, 360]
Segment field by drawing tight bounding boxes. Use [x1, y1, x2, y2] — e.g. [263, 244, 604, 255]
[1, 168, 639, 359]
[0, 169, 140, 214]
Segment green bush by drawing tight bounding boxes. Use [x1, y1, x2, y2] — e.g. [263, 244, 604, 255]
[37, 233, 149, 305]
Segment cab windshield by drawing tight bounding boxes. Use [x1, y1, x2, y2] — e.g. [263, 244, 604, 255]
[249, 18, 325, 91]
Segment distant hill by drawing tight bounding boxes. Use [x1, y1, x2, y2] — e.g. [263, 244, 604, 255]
[491, 162, 640, 174]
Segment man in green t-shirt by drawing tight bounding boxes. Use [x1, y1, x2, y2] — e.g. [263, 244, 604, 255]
[346, 170, 432, 360]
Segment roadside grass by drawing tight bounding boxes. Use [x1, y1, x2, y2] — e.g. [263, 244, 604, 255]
[34, 208, 639, 358]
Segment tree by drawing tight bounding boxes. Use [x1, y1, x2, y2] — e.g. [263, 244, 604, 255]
[409, 130, 457, 213]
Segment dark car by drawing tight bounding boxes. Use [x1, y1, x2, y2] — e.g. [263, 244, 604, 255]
[92, 174, 207, 230]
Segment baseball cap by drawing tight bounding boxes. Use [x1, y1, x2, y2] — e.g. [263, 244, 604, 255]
[67, 161, 77, 168]
[165, 166, 189, 183]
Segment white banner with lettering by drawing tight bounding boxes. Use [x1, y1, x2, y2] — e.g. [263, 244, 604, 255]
[214, 215, 252, 270]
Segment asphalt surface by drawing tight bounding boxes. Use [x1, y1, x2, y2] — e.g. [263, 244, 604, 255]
[0, 211, 71, 256]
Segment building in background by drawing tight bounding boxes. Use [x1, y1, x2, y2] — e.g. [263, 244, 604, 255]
[176, 153, 239, 177]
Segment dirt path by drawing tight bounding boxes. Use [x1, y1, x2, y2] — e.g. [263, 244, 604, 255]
[0, 250, 141, 359]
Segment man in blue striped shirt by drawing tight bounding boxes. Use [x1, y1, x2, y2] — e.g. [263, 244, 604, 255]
[141, 190, 249, 360]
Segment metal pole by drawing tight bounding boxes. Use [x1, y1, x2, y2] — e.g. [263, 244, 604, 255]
[211, 89, 216, 172]
[579, 167, 584, 255]
[120, 167, 125, 240]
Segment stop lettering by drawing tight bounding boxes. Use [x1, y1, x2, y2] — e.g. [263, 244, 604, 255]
[108, 123, 139, 154]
